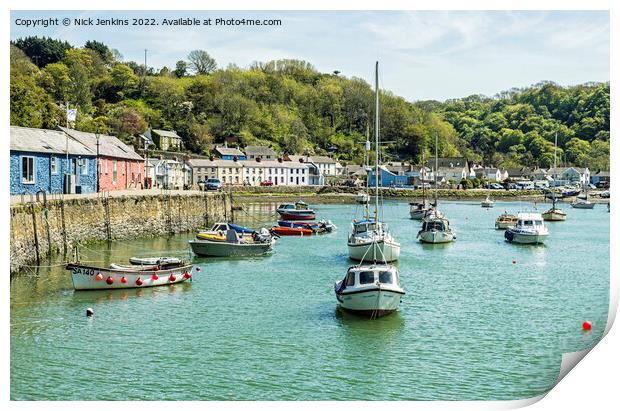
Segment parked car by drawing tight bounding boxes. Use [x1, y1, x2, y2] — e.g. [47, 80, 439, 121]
[596, 181, 610, 189]
[488, 183, 503, 189]
[260, 180, 274, 186]
[600, 190, 610, 198]
[416, 183, 431, 189]
[205, 178, 222, 190]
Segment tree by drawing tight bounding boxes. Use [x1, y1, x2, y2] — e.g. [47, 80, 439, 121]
[187, 50, 217, 75]
[174, 60, 188, 78]
[85, 40, 113, 64]
[12, 36, 72, 68]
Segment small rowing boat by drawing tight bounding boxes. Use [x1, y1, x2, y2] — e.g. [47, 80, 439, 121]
[270, 225, 314, 236]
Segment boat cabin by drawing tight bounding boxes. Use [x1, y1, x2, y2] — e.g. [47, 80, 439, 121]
[341, 266, 400, 290]
[352, 219, 378, 234]
[421, 218, 450, 231]
[515, 213, 545, 228]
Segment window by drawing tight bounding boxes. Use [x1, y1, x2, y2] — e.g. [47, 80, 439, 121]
[51, 156, 58, 174]
[345, 272, 355, 286]
[379, 271, 393, 284]
[104, 159, 108, 174]
[359, 271, 375, 285]
[290, 176, 293, 183]
[112, 160, 117, 184]
[21, 156, 35, 184]
[80, 158, 88, 175]
[302, 177, 305, 183]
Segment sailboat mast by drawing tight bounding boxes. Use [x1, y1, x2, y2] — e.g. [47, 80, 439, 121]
[434, 133, 438, 206]
[374, 61, 379, 221]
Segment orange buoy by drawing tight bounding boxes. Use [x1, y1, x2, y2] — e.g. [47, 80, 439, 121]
[136, 277, 143, 286]
[151, 273, 159, 281]
[582, 321, 592, 331]
[120, 276, 127, 284]
[95, 273, 103, 281]
[106, 276, 114, 285]
[169, 274, 176, 282]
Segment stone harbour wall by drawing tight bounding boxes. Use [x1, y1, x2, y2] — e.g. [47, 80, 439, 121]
[10, 192, 231, 273]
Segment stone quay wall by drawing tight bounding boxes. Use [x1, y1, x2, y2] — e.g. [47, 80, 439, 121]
[10, 191, 231, 273]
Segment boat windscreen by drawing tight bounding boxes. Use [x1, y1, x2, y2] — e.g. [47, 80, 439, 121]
[379, 271, 393, 284]
[359, 271, 375, 285]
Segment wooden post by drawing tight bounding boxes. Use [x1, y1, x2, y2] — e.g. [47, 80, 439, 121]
[30, 203, 40, 265]
[60, 198, 67, 255]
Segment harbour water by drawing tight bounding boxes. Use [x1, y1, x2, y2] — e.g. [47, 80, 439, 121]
[10, 200, 609, 400]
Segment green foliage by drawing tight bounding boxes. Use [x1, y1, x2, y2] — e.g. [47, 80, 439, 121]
[12, 36, 72, 68]
[9, 39, 609, 169]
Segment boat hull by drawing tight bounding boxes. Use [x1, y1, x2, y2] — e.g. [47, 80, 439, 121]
[189, 239, 274, 257]
[335, 287, 404, 318]
[271, 226, 314, 236]
[542, 210, 567, 221]
[347, 240, 400, 262]
[571, 203, 595, 209]
[409, 209, 428, 220]
[504, 230, 548, 244]
[481, 202, 494, 208]
[418, 230, 455, 244]
[68, 264, 192, 290]
[278, 212, 316, 221]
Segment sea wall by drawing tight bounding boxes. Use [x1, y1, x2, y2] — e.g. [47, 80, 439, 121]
[10, 191, 231, 273]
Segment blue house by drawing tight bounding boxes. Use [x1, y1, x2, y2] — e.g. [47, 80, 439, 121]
[214, 145, 246, 161]
[368, 165, 409, 188]
[10, 126, 97, 195]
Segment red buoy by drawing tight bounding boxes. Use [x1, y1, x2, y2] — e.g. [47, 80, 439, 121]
[169, 274, 177, 282]
[106, 276, 114, 285]
[95, 273, 103, 281]
[582, 321, 592, 331]
[151, 273, 159, 281]
[183, 272, 192, 279]
[136, 277, 143, 286]
[195, 267, 201, 272]
[120, 276, 127, 284]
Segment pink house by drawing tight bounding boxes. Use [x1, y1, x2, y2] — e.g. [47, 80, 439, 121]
[59, 127, 145, 191]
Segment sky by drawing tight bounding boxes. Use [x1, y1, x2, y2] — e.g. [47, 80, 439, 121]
[10, 10, 610, 102]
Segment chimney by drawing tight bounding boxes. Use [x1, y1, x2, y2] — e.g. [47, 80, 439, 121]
[299, 158, 304, 163]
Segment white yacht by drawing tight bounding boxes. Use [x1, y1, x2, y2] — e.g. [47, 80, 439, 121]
[543, 134, 568, 221]
[334, 264, 404, 318]
[347, 61, 400, 263]
[570, 196, 595, 209]
[481, 195, 495, 208]
[504, 212, 549, 244]
[417, 134, 455, 244]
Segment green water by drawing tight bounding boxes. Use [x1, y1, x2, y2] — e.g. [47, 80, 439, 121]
[10, 200, 609, 400]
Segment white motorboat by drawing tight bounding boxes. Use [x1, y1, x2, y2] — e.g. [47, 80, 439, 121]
[355, 191, 370, 204]
[348, 219, 401, 262]
[409, 201, 431, 220]
[504, 212, 549, 244]
[481, 195, 495, 208]
[190, 228, 275, 257]
[347, 62, 400, 263]
[334, 264, 405, 318]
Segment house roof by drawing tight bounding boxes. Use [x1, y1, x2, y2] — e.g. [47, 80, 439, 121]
[309, 155, 337, 164]
[244, 146, 277, 156]
[10, 126, 95, 156]
[214, 146, 245, 157]
[188, 158, 243, 168]
[547, 167, 588, 175]
[594, 170, 610, 177]
[426, 157, 467, 168]
[152, 129, 182, 139]
[59, 127, 143, 161]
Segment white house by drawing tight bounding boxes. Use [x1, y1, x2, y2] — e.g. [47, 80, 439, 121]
[547, 167, 590, 185]
[146, 158, 185, 189]
[475, 167, 503, 181]
[243, 159, 309, 186]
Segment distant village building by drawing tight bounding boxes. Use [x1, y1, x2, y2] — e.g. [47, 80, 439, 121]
[146, 158, 187, 189]
[244, 145, 277, 161]
[187, 158, 309, 186]
[426, 157, 468, 169]
[214, 145, 246, 161]
[547, 167, 590, 185]
[10, 126, 96, 195]
[368, 166, 408, 188]
[144, 129, 183, 151]
[590, 170, 610, 186]
[474, 167, 503, 182]
[59, 127, 144, 191]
